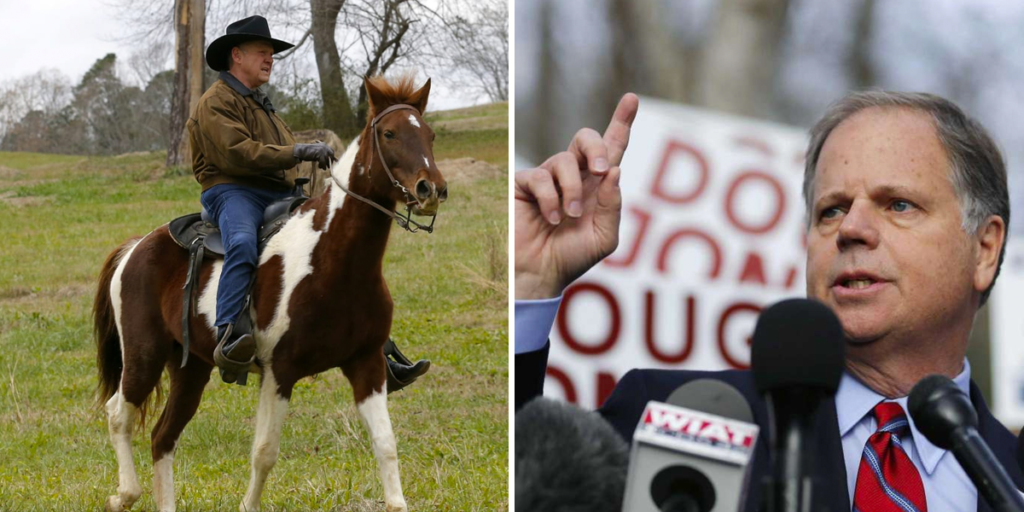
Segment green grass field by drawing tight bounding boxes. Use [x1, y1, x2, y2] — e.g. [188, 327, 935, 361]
[0, 104, 508, 511]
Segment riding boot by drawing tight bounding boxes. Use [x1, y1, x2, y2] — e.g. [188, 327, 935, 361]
[384, 338, 430, 394]
[214, 323, 256, 386]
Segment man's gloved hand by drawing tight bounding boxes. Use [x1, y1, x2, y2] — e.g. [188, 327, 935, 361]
[293, 142, 335, 170]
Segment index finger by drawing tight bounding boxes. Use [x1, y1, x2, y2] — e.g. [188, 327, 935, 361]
[603, 93, 639, 167]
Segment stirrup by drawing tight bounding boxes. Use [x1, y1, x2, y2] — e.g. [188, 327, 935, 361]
[384, 338, 430, 394]
[214, 325, 255, 386]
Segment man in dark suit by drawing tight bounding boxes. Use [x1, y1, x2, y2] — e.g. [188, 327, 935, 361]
[514, 91, 1024, 511]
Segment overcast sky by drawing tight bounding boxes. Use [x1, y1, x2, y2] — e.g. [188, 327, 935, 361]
[0, 0, 477, 111]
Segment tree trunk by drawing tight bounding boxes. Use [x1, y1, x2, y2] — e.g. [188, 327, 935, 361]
[187, 0, 205, 125]
[532, 0, 557, 163]
[696, 0, 790, 118]
[631, 0, 700, 105]
[311, 0, 358, 138]
[166, 0, 191, 167]
[850, 0, 876, 89]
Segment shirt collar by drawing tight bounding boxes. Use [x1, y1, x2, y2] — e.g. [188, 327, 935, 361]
[220, 71, 253, 97]
[835, 359, 972, 476]
[219, 71, 275, 113]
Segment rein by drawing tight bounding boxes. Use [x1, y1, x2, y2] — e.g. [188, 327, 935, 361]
[328, 103, 437, 234]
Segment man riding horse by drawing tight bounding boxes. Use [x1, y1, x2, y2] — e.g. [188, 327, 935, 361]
[189, 15, 429, 389]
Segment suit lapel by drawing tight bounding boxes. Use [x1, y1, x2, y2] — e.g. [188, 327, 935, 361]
[971, 381, 1024, 512]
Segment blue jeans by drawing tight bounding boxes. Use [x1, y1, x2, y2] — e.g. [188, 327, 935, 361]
[200, 184, 292, 330]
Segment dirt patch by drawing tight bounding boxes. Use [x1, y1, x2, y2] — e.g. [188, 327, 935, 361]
[0, 190, 54, 207]
[0, 283, 90, 304]
[113, 151, 154, 159]
[433, 116, 507, 132]
[0, 165, 22, 179]
[437, 157, 504, 183]
[0, 286, 33, 301]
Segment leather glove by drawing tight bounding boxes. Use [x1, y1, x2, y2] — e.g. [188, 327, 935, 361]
[293, 142, 335, 170]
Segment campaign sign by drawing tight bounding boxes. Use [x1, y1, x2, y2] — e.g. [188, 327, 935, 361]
[991, 238, 1024, 426]
[544, 97, 809, 409]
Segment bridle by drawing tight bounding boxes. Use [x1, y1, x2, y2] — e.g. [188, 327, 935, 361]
[328, 103, 438, 234]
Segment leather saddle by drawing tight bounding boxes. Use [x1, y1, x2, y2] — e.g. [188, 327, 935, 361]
[167, 180, 309, 369]
[167, 195, 307, 257]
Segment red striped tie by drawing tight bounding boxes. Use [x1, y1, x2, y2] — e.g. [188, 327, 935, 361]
[852, 402, 928, 512]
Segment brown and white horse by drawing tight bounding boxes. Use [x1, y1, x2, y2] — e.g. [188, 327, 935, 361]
[93, 75, 445, 512]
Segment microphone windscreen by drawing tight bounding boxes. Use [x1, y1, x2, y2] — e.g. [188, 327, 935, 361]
[515, 398, 628, 512]
[667, 378, 754, 424]
[751, 298, 845, 394]
[908, 374, 978, 450]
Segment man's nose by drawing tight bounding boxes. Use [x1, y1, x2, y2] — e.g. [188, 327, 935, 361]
[836, 202, 880, 250]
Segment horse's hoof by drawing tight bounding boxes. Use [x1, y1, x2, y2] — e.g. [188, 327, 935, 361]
[238, 502, 260, 512]
[105, 495, 125, 512]
[385, 501, 408, 512]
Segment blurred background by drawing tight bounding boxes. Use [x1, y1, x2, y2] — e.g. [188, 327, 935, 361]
[516, 0, 1024, 430]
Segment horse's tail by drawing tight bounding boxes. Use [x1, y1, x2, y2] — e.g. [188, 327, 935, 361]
[93, 238, 139, 410]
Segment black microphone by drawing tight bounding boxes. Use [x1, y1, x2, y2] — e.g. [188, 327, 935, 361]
[751, 298, 845, 512]
[908, 374, 1024, 512]
[622, 379, 760, 512]
[515, 397, 629, 512]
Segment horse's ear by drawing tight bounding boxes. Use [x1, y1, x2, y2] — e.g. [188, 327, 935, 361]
[364, 76, 388, 117]
[409, 78, 431, 115]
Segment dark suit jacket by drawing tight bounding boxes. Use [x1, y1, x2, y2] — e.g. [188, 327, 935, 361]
[516, 342, 1024, 512]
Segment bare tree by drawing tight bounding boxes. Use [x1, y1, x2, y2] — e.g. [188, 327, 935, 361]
[435, 0, 508, 103]
[0, 69, 73, 147]
[123, 41, 173, 88]
[0, 69, 73, 143]
[311, 0, 359, 138]
[340, 0, 422, 127]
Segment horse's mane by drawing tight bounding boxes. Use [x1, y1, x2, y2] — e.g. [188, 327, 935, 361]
[367, 73, 423, 114]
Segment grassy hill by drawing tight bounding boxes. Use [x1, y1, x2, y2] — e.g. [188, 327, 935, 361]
[0, 103, 508, 511]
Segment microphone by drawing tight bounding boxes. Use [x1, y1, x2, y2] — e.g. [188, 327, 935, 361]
[515, 397, 629, 512]
[622, 378, 760, 512]
[751, 298, 845, 512]
[908, 375, 1024, 512]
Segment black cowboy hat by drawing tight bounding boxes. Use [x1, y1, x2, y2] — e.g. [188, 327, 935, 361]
[205, 15, 294, 72]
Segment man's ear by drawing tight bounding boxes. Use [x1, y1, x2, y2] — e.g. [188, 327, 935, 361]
[230, 46, 244, 67]
[973, 214, 1006, 293]
[364, 77, 388, 117]
[408, 78, 431, 115]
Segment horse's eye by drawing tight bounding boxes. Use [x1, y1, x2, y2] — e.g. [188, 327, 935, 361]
[384, 131, 395, 140]
[431, 132, 436, 142]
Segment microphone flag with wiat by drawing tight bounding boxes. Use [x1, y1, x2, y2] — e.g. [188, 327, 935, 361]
[622, 378, 760, 512]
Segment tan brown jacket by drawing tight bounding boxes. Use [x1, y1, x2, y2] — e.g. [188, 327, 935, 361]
[187, 73, 299, 192]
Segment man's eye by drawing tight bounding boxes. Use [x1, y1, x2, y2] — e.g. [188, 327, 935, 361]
[891, 200, 913, 212]
[820, 207, 842, 220]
